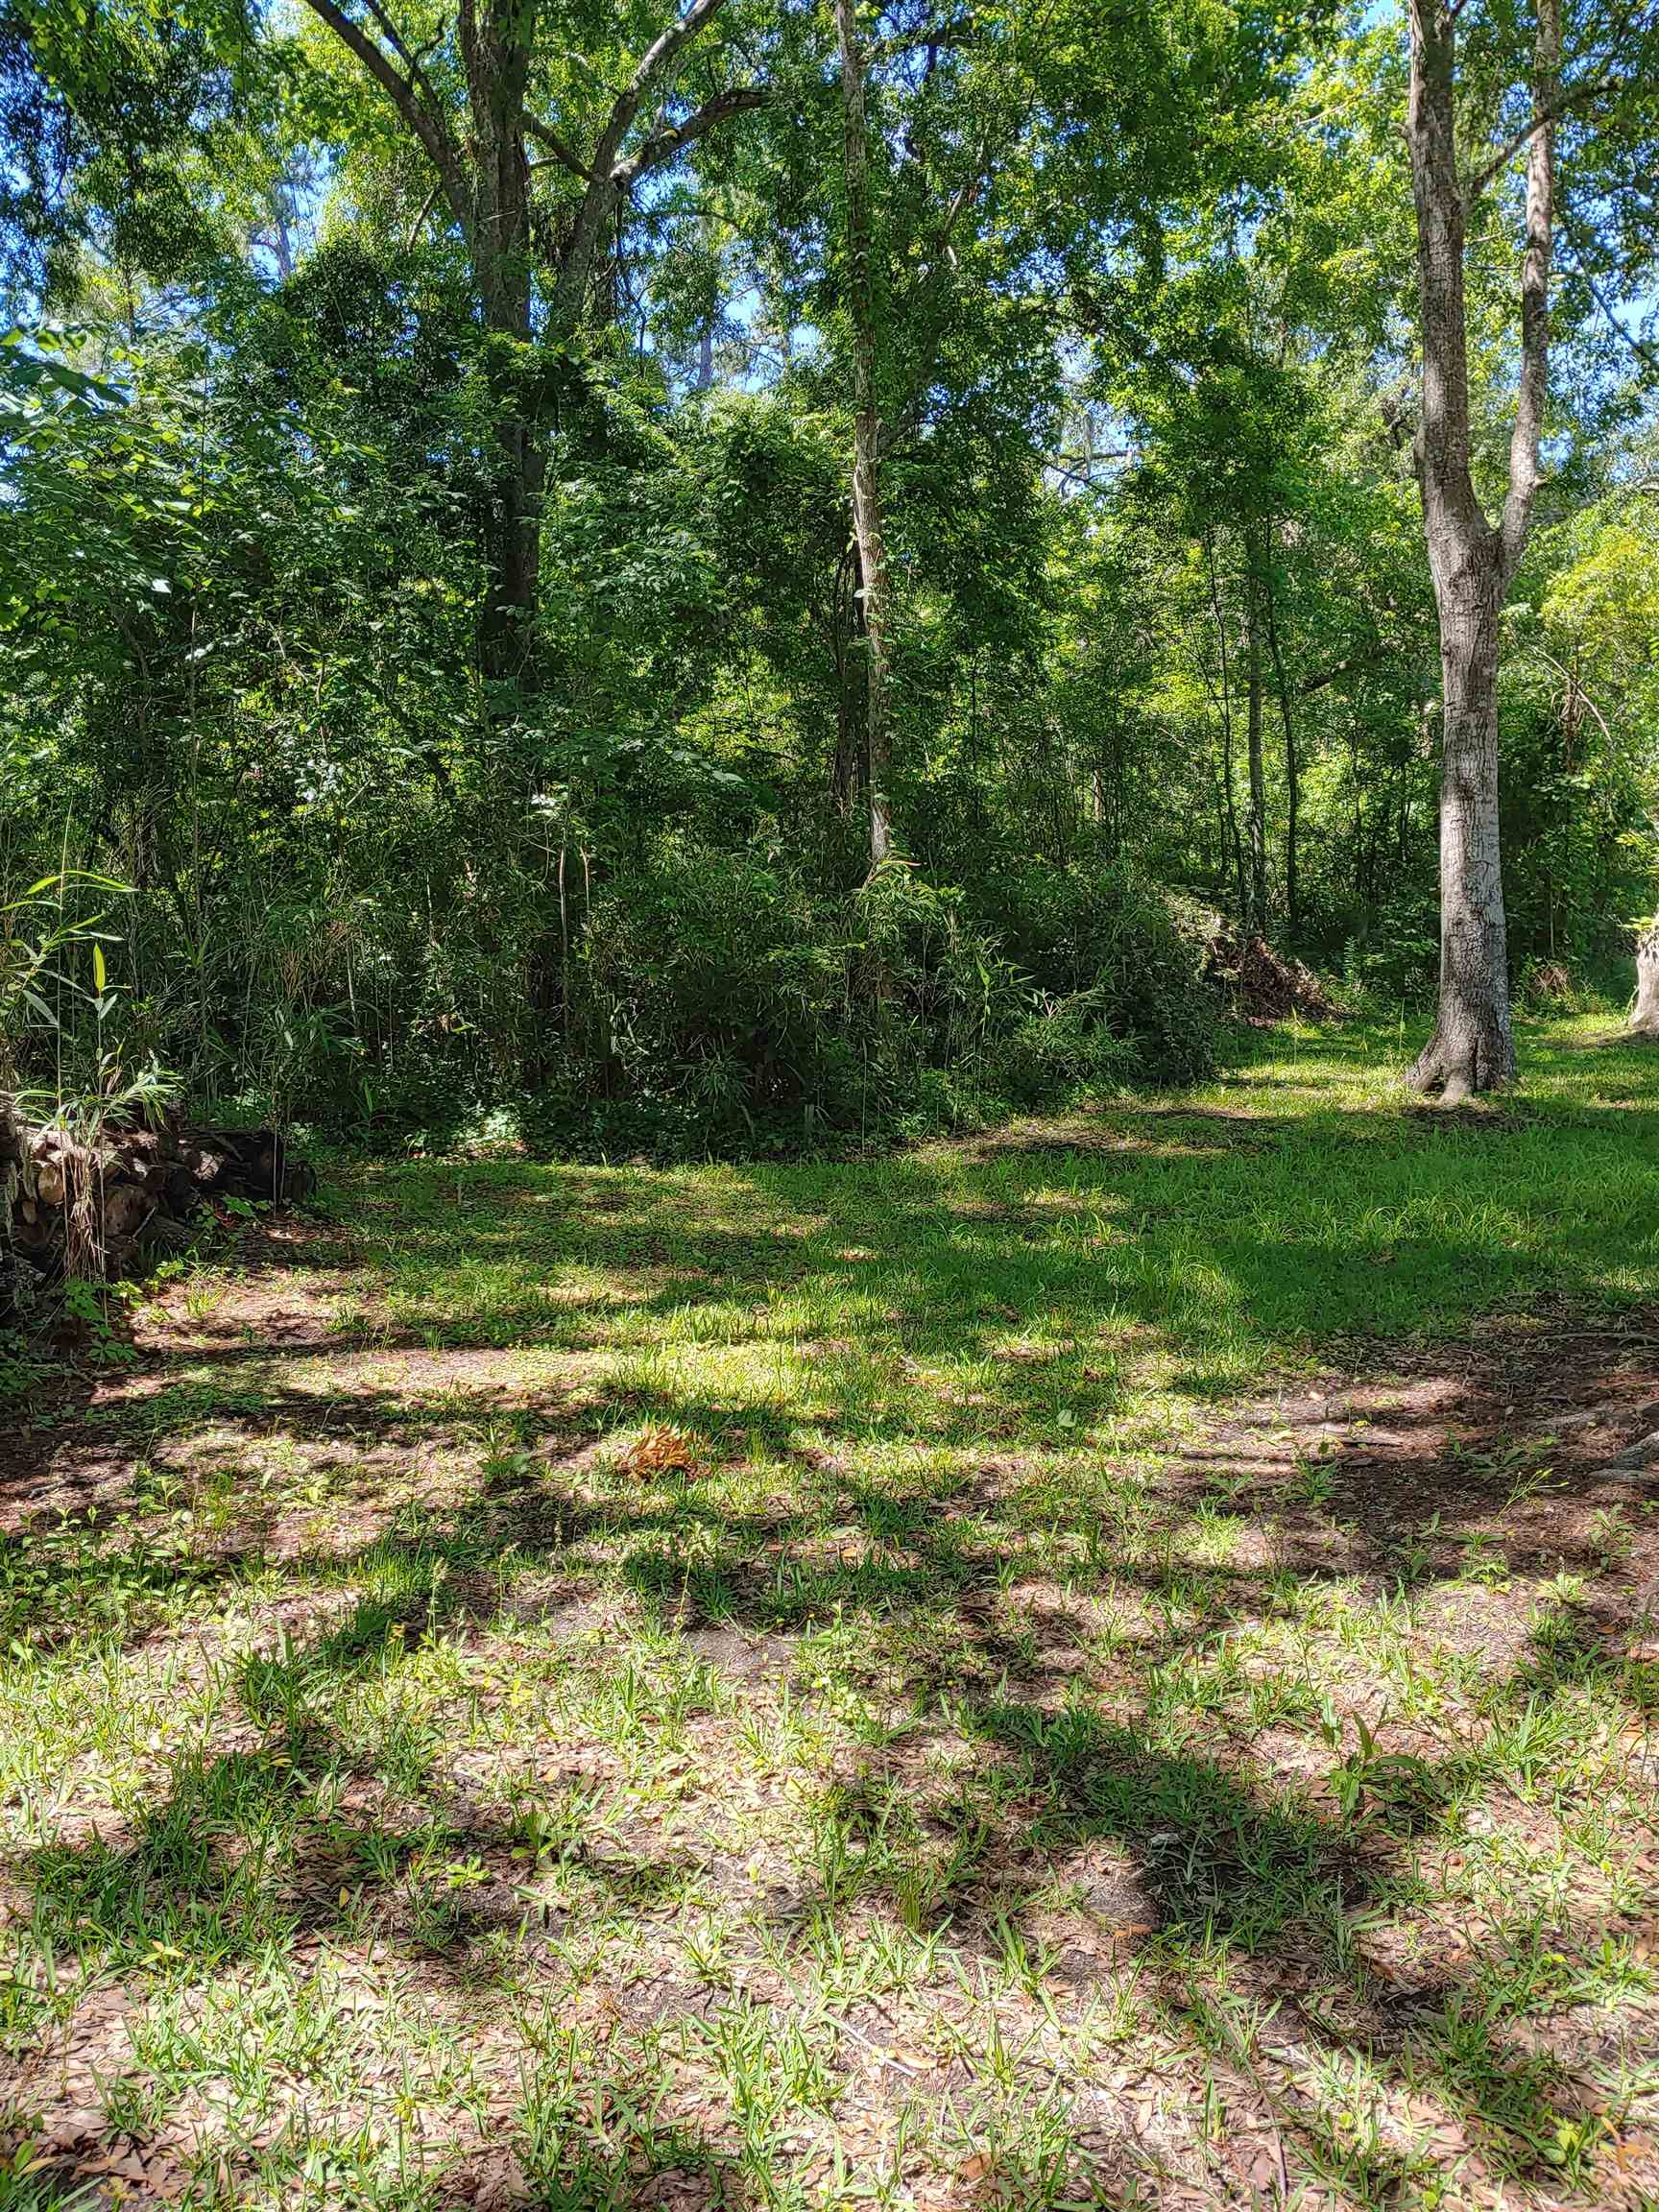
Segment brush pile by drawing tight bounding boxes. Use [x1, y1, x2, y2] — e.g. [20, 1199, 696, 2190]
[1, 1100, 310, 1318]
[1205, 928, 1342, 1025]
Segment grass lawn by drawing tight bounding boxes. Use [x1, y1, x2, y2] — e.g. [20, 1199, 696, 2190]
[5, 1017, 1659, 2210]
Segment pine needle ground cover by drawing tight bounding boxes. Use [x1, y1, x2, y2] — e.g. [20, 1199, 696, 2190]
[4, 1019, 1659, 2211]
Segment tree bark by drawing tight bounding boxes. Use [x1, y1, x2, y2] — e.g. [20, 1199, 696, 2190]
[1404, 0, 1556, 1098]
[1204, 533, 1246, 919]
[1244, 534, 1267, 933]
[1262, 535, 1299, 945]
[1632, 920, 1659, 1037]
[833, 0, 894, 869]
[1422, 579, 1513, 1095]
[460, 0, 544, 687]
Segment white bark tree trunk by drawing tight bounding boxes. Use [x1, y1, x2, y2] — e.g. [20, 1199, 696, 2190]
[833, 0, 894, 870]
[1404, 0, 1557, 1098]
[1632, 920, 1659, 1037]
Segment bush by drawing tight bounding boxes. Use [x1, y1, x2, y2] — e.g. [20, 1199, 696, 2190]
[538, 846, 1215, 1152]
[1518, 956, 1593, 1013]
[1339, 896, 1441, 1010]
[972, 860, 1221, 1086]
[568, 849, 854, 1144]
[997, 991, 1143, 1101]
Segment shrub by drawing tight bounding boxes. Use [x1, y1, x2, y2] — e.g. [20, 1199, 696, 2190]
[1518, 956, 1593, 1013]
[544, 846, 1212, 1151]
[971, 860, 1220, 1085]
[571, 848, 854, 1144]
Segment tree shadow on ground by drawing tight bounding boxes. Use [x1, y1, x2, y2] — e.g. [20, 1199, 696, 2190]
[6, 1055, 1659, 2203]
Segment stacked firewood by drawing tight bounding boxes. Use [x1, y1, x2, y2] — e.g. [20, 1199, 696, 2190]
[1, 1101, 310, 1315]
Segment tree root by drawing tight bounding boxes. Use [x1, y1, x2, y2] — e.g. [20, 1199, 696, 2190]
[1405, 1044, 1443, 1094]
[1404, 1033, 1507, 1104]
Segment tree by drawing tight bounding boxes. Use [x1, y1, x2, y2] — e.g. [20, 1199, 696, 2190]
[1401, 0, 1659, 1097]
[830, 0, 891, 869]
[1635, 921, 1659, 1036]
[287, 0, 767, 685]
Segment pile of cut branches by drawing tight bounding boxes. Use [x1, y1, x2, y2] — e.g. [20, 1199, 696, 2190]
[1206, 929, 1342, 1026]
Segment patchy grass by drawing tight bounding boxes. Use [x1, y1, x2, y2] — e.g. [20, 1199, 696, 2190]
[3, 1018, 1659, 2209]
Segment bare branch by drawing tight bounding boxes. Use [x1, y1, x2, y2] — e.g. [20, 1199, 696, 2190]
[932, 147, 986, 257]
[548, 0, 738, 336]
[1527, 641, 1614, 742]
[592, 0, 734, 180]
[359, 0, 429, 92]
[405, 177, 445, 248]
[1463, 72, 1609, 204]
[524, 113, 595, 180]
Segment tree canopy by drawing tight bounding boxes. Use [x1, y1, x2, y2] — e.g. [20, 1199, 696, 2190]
[2, 0, 1657, 1139]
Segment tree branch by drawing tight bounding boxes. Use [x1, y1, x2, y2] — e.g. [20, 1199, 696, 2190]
[592, 0, 734, 181]
[547, 0, 739, 337]
[1297, 643, 1398, 699]
[1558, 206, 1659, 376]
[1527, 641, 1614, 742]
[1463, 71, 1610, 204]
[613, 84, 768, 184]
[359, 0, 436, 105]
[872, 13, 972, 60]
[405, 177, 445, 248]
[524, 113, 595, 180]
[299, 0, 468, 223]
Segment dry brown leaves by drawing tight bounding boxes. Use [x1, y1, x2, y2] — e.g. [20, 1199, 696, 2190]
[621, 1426, 705, 1479]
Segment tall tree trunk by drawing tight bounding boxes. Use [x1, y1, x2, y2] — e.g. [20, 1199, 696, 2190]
[833, 0, 894, 869]
[1244, 537, 1267, 933]
[478, 365, 545, 689]
[1404, 0, 1556, 1098]
[830, 541, 860, 818]
[1425, 577, 1512, 1092]
[1262, 535, 1299, 945]
[1204, 534, 1246, 919]
[462, 0, 542, 691]
[1631, 920, 1659, 1038]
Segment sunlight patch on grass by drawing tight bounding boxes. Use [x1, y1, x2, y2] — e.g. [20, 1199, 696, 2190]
[5, 1019, 1659, 2207]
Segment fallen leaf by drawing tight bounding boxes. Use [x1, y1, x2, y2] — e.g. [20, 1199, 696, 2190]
[623, 1428, 702, 1479]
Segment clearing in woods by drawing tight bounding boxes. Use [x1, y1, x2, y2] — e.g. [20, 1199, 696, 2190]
[4, 1018, 1659, 2211]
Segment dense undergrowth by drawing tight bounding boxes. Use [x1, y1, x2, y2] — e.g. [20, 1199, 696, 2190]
[4, 851, 1227, 1161]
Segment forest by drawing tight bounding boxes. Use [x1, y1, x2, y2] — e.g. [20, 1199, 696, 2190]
[4, 0, 1659, 2206]
[0, 0, 1654, 1147]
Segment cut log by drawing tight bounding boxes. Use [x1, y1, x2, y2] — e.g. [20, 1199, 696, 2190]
[0, 1101, 310, 1320]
